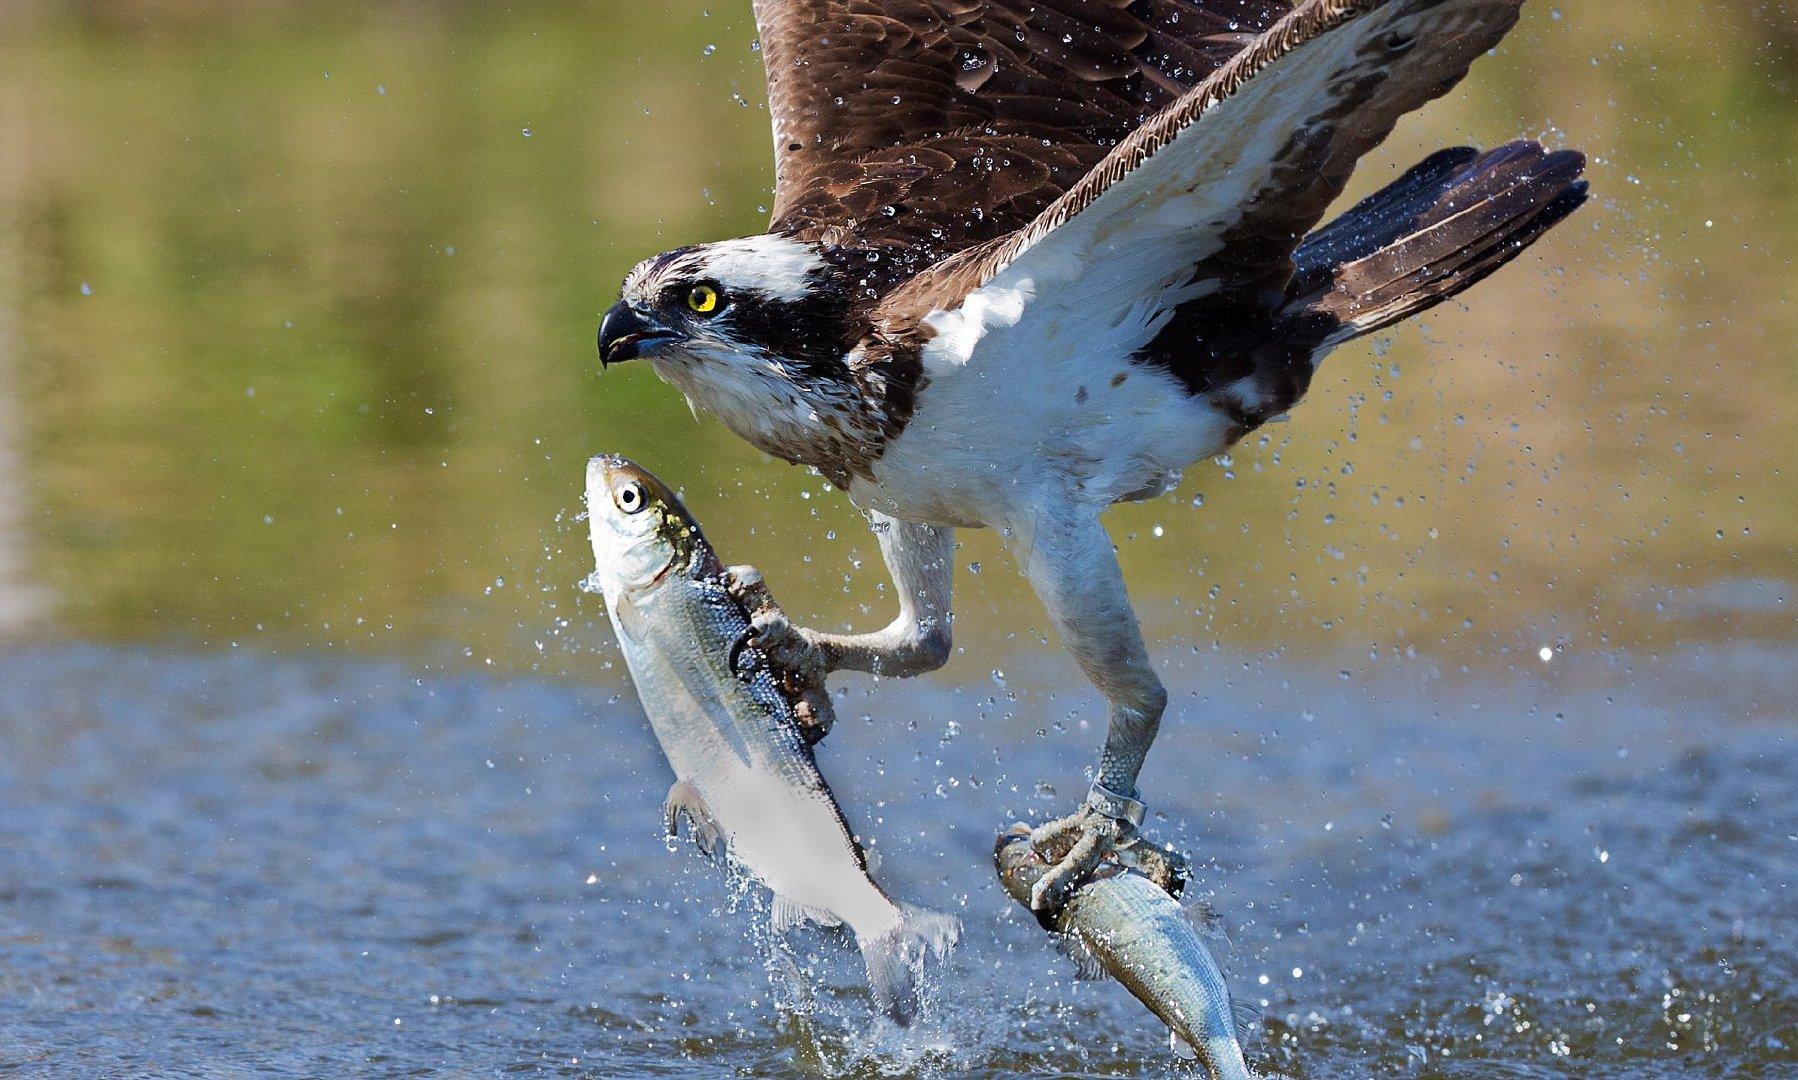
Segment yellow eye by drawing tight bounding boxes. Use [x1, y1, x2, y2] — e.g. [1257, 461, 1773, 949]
[686, 284, 721, 315]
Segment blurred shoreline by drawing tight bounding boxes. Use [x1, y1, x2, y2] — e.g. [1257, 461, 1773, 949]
[0, 89, 47, 637]
[0, 2, 1790, 676]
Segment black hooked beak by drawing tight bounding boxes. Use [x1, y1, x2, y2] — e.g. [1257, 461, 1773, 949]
[598, 303, 682, 368]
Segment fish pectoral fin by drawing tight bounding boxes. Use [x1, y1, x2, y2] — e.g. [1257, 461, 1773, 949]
[663, 780, 726, 860]
[1188, 896, 1226, 939]
[771, 895, 843, 935]
[1169, 1029, 1198, 1060]
[1054, 932, 1107, 981]
[1232, 999, 1262, 1046]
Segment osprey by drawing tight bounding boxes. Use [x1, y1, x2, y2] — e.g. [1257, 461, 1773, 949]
[599, 0, 1586, 909]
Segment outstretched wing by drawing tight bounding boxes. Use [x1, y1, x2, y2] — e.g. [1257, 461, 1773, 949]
[915, 0, 1534, 330]
[754, 0, 1294, 279]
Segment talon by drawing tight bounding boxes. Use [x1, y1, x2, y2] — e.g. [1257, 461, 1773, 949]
[723, 565, 835, 744]
[785, 680, 836, 746]
[750, 610, 823, 675]
[1117, 835, 1190, 898]
[724, 564, 775, 613]
[1028, 812, 1120, 912]
[1028, 811, 1086, 864]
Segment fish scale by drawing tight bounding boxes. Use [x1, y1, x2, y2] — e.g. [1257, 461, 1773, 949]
[585, 454, 958, 1025]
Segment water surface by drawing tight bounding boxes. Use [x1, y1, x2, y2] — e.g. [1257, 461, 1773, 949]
[0, 642, 1789, 1077]
[0, 2, 1793, 1076]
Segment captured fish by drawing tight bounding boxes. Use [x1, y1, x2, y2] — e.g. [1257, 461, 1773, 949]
[584, 454, 958, 1024]
[996, 826, 1260, 1079]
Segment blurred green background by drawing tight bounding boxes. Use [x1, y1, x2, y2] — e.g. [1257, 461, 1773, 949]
[0, 0, 1792, 681]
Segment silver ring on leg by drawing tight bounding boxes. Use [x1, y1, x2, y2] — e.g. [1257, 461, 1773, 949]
[1084, 782, 1146, 829]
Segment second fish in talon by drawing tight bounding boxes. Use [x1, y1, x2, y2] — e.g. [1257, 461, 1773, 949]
[997, 825, 1269, 1080]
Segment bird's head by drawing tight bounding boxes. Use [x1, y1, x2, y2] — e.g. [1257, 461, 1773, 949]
[597, 233, 875, 463]
[600, 233, 857, 376]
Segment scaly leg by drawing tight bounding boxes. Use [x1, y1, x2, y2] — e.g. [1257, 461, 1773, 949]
[726, 510, 954, 699]
[1009, 505, 1184, 911]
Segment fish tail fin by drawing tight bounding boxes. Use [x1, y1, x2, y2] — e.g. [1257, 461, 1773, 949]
[855, 902, 960, 1026]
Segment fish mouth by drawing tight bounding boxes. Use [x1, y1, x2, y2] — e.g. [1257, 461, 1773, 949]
[587, 453, 659, 499]
[585, 453, 625, 501]
[598, 303, 683, 366]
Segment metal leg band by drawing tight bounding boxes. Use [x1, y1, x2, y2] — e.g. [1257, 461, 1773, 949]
[1084, 782, 1146, 828]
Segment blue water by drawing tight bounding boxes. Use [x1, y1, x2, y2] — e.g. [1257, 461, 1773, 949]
[0, 640, 1788, 1077]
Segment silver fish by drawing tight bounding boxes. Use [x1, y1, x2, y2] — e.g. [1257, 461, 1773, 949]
[584, 454, 958, 1024]
[996, 826, 1262, 1079]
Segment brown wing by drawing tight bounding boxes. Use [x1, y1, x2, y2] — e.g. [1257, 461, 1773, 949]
[960, 0, 1531, 306]
[867, 0, 1561, 428]
[755, 0, 1293, 280]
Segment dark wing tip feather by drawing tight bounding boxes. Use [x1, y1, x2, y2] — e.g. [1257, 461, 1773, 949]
[1294, 144, 1485, 273]
[1281, 138, 1590, 342]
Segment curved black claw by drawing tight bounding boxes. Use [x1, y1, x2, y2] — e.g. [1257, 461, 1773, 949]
[724, 564, 835, 744]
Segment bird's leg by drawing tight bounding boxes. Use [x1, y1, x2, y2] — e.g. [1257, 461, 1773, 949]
[810, 512, 955, 678]
[724, 511, 954, 723]
[1011, 507, 1183, 911]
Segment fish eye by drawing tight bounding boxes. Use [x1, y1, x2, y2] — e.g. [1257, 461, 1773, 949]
[614, 481, 647, 514]
[686, 283, 722, 315]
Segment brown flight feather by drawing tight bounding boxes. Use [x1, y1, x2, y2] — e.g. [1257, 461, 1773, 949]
[754, 0, 1293, 280]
